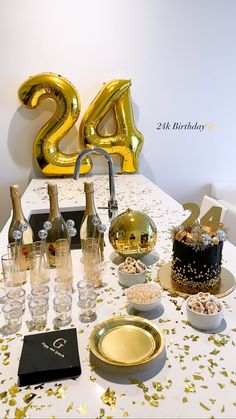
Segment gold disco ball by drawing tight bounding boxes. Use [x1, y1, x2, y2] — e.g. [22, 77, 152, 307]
[109, 208, 157, 259]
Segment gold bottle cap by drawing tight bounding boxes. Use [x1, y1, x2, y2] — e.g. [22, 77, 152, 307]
[48, 183, 58, 195]
[84, 181, 94, 193]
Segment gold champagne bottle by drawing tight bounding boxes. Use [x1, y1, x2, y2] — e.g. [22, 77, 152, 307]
[46, 183, 69, 267]
[80, 181, 104, 259]
[8, 185, 34, 259]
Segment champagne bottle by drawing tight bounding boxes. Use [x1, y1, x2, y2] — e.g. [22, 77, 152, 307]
[8, 185, 34, 260]
[80, 181, 104, 259]
[46, 183, 69, 267]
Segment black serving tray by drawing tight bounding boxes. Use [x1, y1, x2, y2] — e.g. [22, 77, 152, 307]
[29, 209, 85, 250]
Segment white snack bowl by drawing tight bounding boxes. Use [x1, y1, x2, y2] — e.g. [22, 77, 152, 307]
[186, 295, 223, 331]
[127, 283, 162, 311]
[118, 263, 147, 287]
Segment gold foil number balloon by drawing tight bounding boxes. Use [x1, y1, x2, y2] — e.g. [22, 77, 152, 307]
[18, 73, 92, 176]
[109, 208, 157, 259]
[80, 79, 144, 173]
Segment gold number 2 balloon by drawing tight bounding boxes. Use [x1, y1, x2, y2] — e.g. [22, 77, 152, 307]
[18, 73, 92, 176]
[80, 79, 144, 173]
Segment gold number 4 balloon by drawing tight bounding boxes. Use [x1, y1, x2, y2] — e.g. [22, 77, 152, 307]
[18, 73, 144, 176]
[80, 79, 144, 173]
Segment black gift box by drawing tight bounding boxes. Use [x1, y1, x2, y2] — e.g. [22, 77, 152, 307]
[18, 328, 81, 387]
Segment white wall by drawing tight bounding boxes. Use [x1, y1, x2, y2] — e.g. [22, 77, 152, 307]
[1, 0, 236, 230]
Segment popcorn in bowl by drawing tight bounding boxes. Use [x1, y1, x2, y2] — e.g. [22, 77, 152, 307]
[127, 283, 162, 311]
[186, 292, 223, 331]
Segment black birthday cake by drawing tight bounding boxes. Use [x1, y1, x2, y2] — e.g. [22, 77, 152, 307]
[171, 223, 226, 293]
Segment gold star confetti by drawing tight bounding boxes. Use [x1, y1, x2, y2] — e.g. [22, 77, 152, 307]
[0, 345, 9, 351]
[129, 378, 148, 392]
[152, 382, 163, 391]
[208, 334, 229, 347]
[9, 384, 20, 398]
[210, 349, 220, 355]
[66, 402, 73, 412]
[14, 407, 27, 419]
[77, 404, 87, 414]
[193, 374, 203, 381]
[78, 328, 84, 334]
[101, 388, 116, 409]
[184, 383, 196, 393]
[0, 391, 7, 400]
[200, 402, 210, 411]
[99, 408, 105, 418]
[90, 376, 96, 382]
[182, 397, 188, 403]
[150, 400, 159, 407]
[123, 412, 129, 417]
[3, 352, 10, 366]
[9, 399, 17, 406]
[23, 393, 36, 404]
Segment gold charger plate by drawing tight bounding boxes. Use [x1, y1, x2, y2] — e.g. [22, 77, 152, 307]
[158, 262, 236, 298]
[89, 315, 165, 368]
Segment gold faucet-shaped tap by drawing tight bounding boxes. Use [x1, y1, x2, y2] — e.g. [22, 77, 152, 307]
[73, 147, 118, 222]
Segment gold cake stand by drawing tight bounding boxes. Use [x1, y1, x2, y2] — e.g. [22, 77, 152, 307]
[158, 263, 236, 298]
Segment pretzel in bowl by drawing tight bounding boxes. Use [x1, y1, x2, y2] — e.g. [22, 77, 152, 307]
[187, 292, 221, 314]
[119, 257, 146, 274]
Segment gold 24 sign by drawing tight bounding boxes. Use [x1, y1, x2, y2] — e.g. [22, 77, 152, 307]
[18, 73, 144, 177]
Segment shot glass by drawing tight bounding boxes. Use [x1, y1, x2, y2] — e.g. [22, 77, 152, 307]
[7, 288, 26, 313]
[31, 285, 50, 301]
[53, 294, 72, 327]
[77, 279, 94, 296]
[54, 283, 72, 296]
[2, 301, 23, 333]
[28, 297, 48, 329]
[79, 290, 97, 322]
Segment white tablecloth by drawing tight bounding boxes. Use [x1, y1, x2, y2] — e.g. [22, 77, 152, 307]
[0, 174, 236, 419]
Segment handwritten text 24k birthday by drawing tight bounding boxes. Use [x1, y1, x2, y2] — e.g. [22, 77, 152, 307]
[156, 122, 206, 132]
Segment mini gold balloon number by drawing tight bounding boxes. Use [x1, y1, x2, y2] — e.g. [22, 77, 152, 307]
[80, 79, 144, 173]
[183, 202, 222, 228]
[18, 73, 92, 176]
[18, 74, 144, 176]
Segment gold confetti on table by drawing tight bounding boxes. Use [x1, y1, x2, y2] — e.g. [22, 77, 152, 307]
[199, 402, 210, 411]
[66, 402, 73, 412]
[184, 383, 196, 393]
[23, 393, 36, 404]
[9, 384, 20, 398]
[77, 404, 87, 414]
[101, 388, 117, 409]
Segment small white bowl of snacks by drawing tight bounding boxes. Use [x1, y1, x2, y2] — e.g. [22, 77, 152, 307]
[118, 257, 147, 287]
[127, 282, 162, 311]
[186, 292, 223, 331]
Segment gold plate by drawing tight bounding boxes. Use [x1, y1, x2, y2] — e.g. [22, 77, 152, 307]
[158, 262, 236, 298]
[90, 315, 164, 367]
